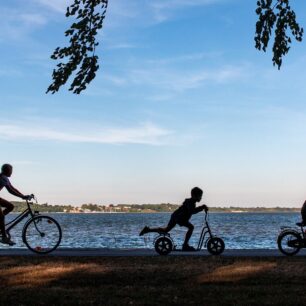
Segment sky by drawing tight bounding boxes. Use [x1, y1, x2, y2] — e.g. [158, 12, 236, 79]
[1, 0, 306, 207]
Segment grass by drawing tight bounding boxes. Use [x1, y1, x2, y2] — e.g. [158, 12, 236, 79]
[0, 256, 305, 305]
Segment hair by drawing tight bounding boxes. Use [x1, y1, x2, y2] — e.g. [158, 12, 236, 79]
[191, 187, 203, 197]
[1, 164, 12, 174]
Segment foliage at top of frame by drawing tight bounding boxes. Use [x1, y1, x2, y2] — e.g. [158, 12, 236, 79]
[47, 0, 108, 94]
[255, 0, 303, 69]
[47, 0, 304, 94]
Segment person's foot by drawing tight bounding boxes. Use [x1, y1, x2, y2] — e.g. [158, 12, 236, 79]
[182, 244, 196, 251]
[0, 236, 15, 246]
[139, 226, 150, 236]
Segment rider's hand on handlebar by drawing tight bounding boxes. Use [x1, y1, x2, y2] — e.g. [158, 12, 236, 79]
[23, 194, 34, 201]
[202, 205, 208, 213]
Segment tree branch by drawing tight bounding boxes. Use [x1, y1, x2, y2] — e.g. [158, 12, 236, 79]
[47, 0, 108, 94]
[255, 0, 303, 69]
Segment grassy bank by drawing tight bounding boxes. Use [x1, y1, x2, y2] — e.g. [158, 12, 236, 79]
[0, 256, 305, 305]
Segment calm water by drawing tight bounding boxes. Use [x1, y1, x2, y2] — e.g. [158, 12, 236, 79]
[1, 212, 302, 249]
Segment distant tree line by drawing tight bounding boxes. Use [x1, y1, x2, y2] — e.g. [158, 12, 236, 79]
[9, 201, 300, 213]
[11, 201, 74, 213]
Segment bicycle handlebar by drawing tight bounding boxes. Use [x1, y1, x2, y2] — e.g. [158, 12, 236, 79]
[26, 194, 36, 203]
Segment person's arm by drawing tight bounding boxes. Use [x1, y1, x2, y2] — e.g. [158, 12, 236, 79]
[187, 200, 207, 215]
[6, 184, 27, 199]
[194, 204, 208, 214]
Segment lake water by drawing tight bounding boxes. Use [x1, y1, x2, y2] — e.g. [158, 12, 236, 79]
[1, 212, 302, 249]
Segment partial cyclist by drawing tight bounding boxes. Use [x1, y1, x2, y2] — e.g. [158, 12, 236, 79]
[0, 164, 32, 245]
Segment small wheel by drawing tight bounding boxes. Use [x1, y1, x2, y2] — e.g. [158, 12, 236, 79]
[207, 237, 225, 255]
[277, 231, 301, 256]
[154, 236, 173, 255]
[22, 215, 62, 254]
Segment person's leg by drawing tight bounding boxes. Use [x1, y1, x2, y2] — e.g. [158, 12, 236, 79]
[0, 198, 14, 216]
[182, 222, 194, 246]
[140, 217, 176, 235]
[0, 209, 5, 238]
[301, 200, 306, 224]
[0, 198, 14, 243]
[150, 220, 176, 233]
[302, 214, 306, 225]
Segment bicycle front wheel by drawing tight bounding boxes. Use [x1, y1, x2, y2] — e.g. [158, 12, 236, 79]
[277, 231, 301, 256]
[22, 215, 62, 254]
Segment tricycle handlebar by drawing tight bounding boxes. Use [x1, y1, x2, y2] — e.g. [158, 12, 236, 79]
[204, 209, 208, 221]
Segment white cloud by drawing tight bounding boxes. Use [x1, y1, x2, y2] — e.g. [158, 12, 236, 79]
[151, 0, 222, 10]
[106, 43, 138, 50]
[0, 7, 48, 42]
[20, 13, 47, 26]
[145, 52, 223, 65]
[0, 0, 71, 43]
[104, 75, 127, 86]
[105, 0, 223, 27]
[150, 0, 223, 22]
[0, 68, 23, 77]
[0, 122, 173, 145]
[128, 65, 246, 92]
[34, 0, 72, 13]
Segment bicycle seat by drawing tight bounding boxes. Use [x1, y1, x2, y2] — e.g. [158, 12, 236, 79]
[296, 221, 306, 227]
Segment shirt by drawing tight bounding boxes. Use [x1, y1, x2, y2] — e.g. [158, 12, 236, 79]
[0, 174, 11, 192]
[171, 198, 203, 224]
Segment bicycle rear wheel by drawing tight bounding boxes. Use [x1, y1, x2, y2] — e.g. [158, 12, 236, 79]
[22, 215, 62, 254]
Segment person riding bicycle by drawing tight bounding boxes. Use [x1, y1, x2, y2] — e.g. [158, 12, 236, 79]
[0, 164, 32, 245]
[301, 200, 306, 225]
[139, 187, 208, 251]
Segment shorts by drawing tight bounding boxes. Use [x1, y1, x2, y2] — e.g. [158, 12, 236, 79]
[167, 215, 189, 228]
[166, 216, 177, 229]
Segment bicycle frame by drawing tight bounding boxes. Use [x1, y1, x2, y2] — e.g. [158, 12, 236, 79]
[280, 225, 306, 240]
[297, 225, 306, 240]
[5, 200, 38, 233]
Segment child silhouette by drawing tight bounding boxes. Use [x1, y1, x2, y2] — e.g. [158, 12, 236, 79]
[139, 187, 207, 251]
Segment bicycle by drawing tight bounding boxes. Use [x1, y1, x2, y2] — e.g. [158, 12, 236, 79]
[4, 194, 62, 254]
[154, 211, 225, 255]
[277, 221, 306, 256]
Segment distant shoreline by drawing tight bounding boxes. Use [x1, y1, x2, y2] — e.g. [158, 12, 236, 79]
[17, 210, 300, 214]
[10, 201, 301, 214]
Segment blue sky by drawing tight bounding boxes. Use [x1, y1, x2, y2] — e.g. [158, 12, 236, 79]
[1, 0, 306, 206]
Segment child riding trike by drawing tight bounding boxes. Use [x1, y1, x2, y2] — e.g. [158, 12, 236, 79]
[154, 211, 225, 255]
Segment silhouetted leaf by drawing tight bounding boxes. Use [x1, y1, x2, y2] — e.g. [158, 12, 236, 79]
[47, 0, 108, 94]
[254, 0, 303, 69]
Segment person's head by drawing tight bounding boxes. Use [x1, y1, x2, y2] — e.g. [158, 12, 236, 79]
[1, 164, 13, 177]
[191, 187, 203, 202]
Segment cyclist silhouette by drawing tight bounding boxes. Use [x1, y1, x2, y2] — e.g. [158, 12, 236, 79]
[139, 187, 208, 251]
[0, 164, 32, 245]
[301, 200, 306, 225]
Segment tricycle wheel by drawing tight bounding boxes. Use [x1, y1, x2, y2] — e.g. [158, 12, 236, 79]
[154, 236, 173, 255]
[207, 237, 225, 255]
[277, 231, 301, 256]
